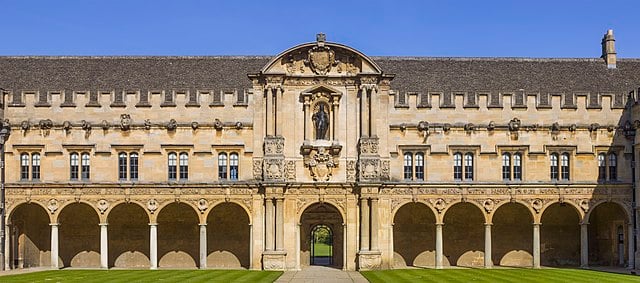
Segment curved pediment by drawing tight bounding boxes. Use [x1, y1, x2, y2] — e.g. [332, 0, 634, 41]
[260, 35, 382, 76]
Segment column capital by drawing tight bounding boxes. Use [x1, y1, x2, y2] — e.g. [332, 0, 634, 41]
[49, 223, 59, 227]
[484, 223, 493, 226]
[148, 223, 158, 226]
[532, 222, 541, 226]
[435, 222, 444, 227]
[580, 222, 590, 226]
[99, 223, 108, 226]
[199, 223, 207, 227]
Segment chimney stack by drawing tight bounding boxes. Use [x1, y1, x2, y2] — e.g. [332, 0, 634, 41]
[601, 29, 616, 69]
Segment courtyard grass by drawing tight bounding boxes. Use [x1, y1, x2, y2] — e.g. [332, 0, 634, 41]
[0, 269, 283, 283]
[361, 268, 640, 283]
[313, 242, 332, 257]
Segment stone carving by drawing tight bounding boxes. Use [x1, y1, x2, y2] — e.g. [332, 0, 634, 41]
[380, 160, 390, 180]
[306, 36, 336, 75]
[197, 198, 208, 213]
[120, 114, 131, 131]
[147, 199, 158, 213]
[38, 119, 53, 130]
[579, 199, 590, 212]
[264, 136, 285, 155]
[263, 158, 284, 180]
[214, 119, 223, 130]
[47, 199, 58, 214]
[235, 121, 243, 130]
[191, 121, 199, 130]
[62, 121, 72, 133]
[531, 198, 544, 213]
[359, 138, 379, 155]
[81, 120, 92, 133]
[253, 159, 263, 180]
[483, 199, 495, 213]
[97, 199, 109, 214]
[417, 121, 429, 132]
[569, 123, 577, 132]
[589, 123, 600, 132]
[101, 120, 110, 130]
[358, 253, 382, 270]
[433, 198, 446, 213]
[551, 122, 560, 133]
[284, 160, 296, 181]
[346, 160, 356, 182]
[443, 123, 451, 132]
[20, 120, 30, 132]
[312, 104, 329, 140]
[166, 119, 177, 131]
[144, 119, 152, 130]
[303, 146, 338, 181]
[487, 121, 496, 131]
[464, 123, 475, 132]
[358, 158, 380, 180]
[508, 118, 521, 132]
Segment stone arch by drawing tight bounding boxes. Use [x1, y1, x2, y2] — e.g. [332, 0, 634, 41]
[392, 202, 436, 268]
[103, 200, 151, 224]
[157, 202, 199, 268]
[155, 200, 201, 223]
[299, 202, 344, 269]
[584, 200, 631, 224]
[491, 202, 534, 267]
[203, 200, 253, 226]
[58, 202, 100, 268]
[488, 199, 536, 224]
[107, 202, 150, 268]
[53, 200, 102, 224]
[390, 200, 437, 222]
[442, 202, 486, 267]
[587, 201, 629, 266]
[539, 200, 585, 223]
[297, 200, 346, 224]
[441, 200, 490, 224]
[206, 202, 251, 269]
[8, 200, 52, 223]
[8, 202, 51, 268]
[540, 202, 581, 266]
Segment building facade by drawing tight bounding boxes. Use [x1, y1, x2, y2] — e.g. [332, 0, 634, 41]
[1, 31, 640, 271]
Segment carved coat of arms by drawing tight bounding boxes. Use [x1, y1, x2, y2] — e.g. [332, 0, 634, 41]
[307, 46, 335, 75]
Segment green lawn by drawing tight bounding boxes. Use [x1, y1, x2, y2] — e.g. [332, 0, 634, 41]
[361, 268, 640, 283]
[313, 242, 332, 257]
[0, 269, 283, 283]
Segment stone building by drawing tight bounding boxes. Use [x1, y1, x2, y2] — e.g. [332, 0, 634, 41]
[0, 30, 639, 271]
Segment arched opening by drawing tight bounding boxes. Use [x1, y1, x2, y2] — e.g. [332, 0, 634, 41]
[310, 225, 333, 266]
[540, 203, 580, 266]
[9, 203, 50, 268]
[393, 202, 435, 268]
[588, 202, 628, 266]
[59, 203, 100, 267]
[206, 202, 250, 269]
[300, 203, 343, 269]
[443, 203, 485, 267]
[157, 203, 198, 268]
[492, 203, 533, 267]
[108, 203, 150, 268]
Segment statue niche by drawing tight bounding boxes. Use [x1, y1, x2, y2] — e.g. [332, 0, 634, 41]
[313, 103, 329, 140]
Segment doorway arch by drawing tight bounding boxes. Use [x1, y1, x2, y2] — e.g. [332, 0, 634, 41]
[310, 224, 333, 266]
[299, 203, 343, 269]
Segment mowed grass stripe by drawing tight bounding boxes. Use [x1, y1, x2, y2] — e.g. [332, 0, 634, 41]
[0, 270, 283, 283]
[361, 269, 640, 283]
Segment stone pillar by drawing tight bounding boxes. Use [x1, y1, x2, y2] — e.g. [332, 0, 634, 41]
[360, 88, 368, 137]
[149, 223, 158, 270]
[266, 87, 273, 136]
[370, 198, 379, 251]
[100, 223, 108, 269]
[331, 100, 339, 140]
[629, 223, 635, 269]
[303, 97, 311, 141]
[484, 223, 493, 268]
[275, 198, 284, 251]
[435, 223, 443, 269]
[4, 224, 10, 270]
[265, 198, 274, 251]
[370, 88, 377, 137]
[50, 223, 59, 269]
[199, 224, 207, 269]
[360, 198, 370, 251]
[533, 223, 540, 268]
[581, 223, 588, 268]
[274, 87, 282, 136]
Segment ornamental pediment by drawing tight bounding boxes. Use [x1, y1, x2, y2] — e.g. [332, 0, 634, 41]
[260, 34, 382, 77]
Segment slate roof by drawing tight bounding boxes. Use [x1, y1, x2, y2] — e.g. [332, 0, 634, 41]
[1, 56, 639, 94]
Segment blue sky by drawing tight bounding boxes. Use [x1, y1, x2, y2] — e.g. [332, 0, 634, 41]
[2, 0, 639, 57]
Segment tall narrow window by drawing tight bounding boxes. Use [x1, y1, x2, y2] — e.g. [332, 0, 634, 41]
[130, 153, 139, 180]
[81, 152, 90, 180]
[502, 153, 511, 180]
[119, 152, 128, 180]
[609, 153, 617, 181]
[218, 153, 228, 180]
[560, 153, 570, 180]
[453, 153, 462, 180]
[70, 152, 79, 180]
[20, 153, 29, 180]
[31, 153, 40, 180]
[598, 153, 606, 181]
[464, 153, 474, 180]
[415, 153, 425, 181]
[179, 152, 188, 180]
[403, 153, 413, 180]
[168, 152, 177, 180]
[230, 153, 239, 180]
[513, 153, 522, 180]
[550, 153, 559, 180]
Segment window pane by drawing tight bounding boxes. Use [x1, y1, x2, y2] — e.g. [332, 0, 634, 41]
[179, 153, 188, 180]
[550, 154, 558, 180]
[119, 153, 128, 180]
[609, 153, 617, 180]
[561, 153, 570, 180]
[502, 153, 511, 180]
[415, 153, 424, 181]
[130, 153, 139, 180]
[230, 153, 239, 180]
[70, 153, 79, 180]
[403, 153, 413, 180]
[81, 153, 90, 180]
[513, 154, 522, 180]
[168, 152, 177, 180]
[32, 153, 40, 180]
[21, 153, 29, 180]
[453, 153, 462, 180]
[598, 154, 606, 180]
[464, 153, 473, 180]
[218, 153, 228, 180]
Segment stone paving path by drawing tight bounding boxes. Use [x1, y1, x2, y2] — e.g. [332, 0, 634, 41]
[275, 265, 368, 283]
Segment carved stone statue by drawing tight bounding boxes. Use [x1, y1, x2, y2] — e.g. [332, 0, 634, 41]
[312, 104, 329, 140]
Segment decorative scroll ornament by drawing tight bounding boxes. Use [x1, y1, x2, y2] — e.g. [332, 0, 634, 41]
[144, 119, 152, 130]
[306, 40, 336, 75]
[302, 145, 341, 181]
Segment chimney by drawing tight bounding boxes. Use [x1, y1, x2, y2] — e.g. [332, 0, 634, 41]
[601, 29, 616, 69]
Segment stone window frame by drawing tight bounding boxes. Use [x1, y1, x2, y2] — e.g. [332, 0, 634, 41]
[536, 92, 552, 109]
[511, 90, 527, 109]
[596, 147, 621, 182]
[393, 91, 409, 108]
[113, 144, 143, 182]
[486, 92, 502, 109]
[162, 145, 193, 182]
[498, 146, 527, 182]
[547, 146, 575, 182]
[449, 146, 479, 182]
[213, 146, 244, 181]
[63, 145, 94, 182]
[234, 89, 250, 107]
[561, 92, 578, 109]
[463, 92, 479, 108]
[398, 145, 429, 182]
[439, 92, 455, 109]
[15, 145, 44, 182]
[417, 92, 431, 108]
[160, 90, 177, 107]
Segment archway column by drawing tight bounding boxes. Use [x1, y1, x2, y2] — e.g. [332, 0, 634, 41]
[533, 222, 540, 268]
[4, 224, 10, 270]
[628, 223, 635, 269]
[275, 198, 284, 251]
[149, 223, 157, 270]
[99, 223, 108, 269]
[265, 198, 274, 251]
[370, 198, 379, 251]
[484, 223, 493, 268]
[580, 223, 588, 268]
[199, 224, 207, 269]
[50, 223, 59, 269]
[435, 223, 443, 269]
[360, 198, 370, 251]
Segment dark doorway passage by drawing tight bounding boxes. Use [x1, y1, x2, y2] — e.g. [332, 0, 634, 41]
[311, 225, 333, 266]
